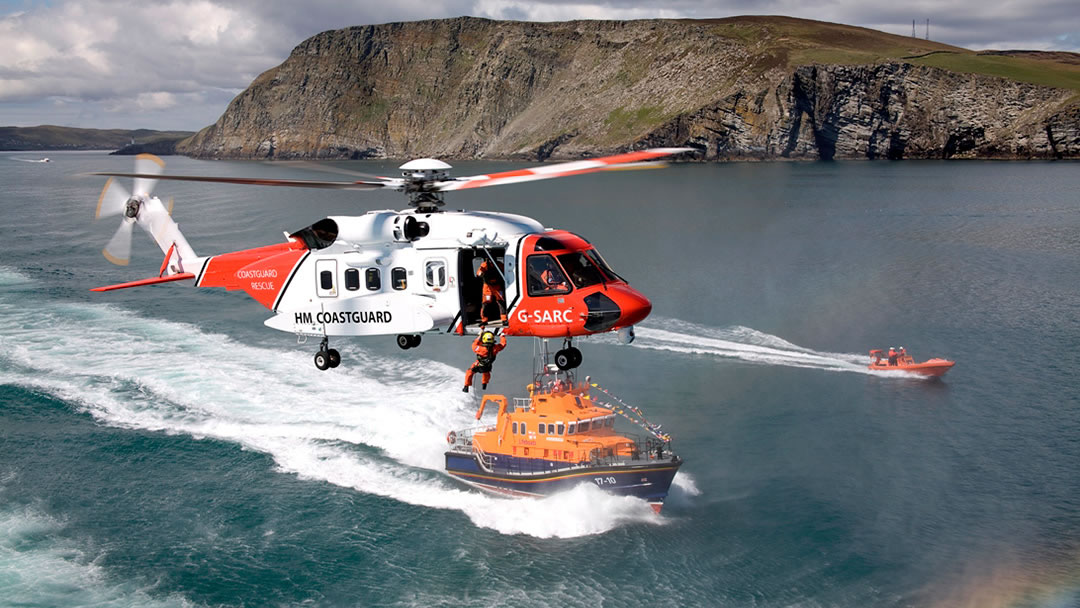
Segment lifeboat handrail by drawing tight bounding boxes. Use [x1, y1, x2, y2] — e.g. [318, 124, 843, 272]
[472, 442, 494, 472]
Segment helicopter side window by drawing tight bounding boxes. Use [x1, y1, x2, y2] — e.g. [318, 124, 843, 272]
[526, 254, 571, 297]
[557, 252, 605, 289]
[344, 268, 360, 291]
[391, 267, 407, 291]
[366, 268, 381, 291]
[424, 259, 447, 291]
[320, 271, 333, 290]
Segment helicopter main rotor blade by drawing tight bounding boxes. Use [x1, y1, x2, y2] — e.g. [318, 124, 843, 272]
[263, 160, 394, 182]
[89, 172, 397, 191]
[433, 147, 693, 192]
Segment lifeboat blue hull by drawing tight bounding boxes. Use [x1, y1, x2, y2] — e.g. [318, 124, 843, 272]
[444, 451, 681, 511]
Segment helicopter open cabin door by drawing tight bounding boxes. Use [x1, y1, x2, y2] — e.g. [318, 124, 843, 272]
[316, 259, 337, 298]
[458, 247, 506, 330]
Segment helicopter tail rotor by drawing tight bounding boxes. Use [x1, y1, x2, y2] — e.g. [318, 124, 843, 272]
[93, 154, 196, 270]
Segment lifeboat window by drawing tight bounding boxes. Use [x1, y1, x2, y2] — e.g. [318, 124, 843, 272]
[344, 268, 360, 291]
[578, 421, 591, 433]
[538, 424, 546, 435]
[606, 417, 614, 427]
[365, 268, 381, 291]
[526, 254, 571, 296]
[557, 423, 564, 435]
[547, 423, 555, 434]
[391, 267, 407, 291]
[567, 423, 575, 435]
[512, 422, 518, 435]
[557, 252, 606, 289]
[319, 270, 333, 291]
[521, 422, 527, 434]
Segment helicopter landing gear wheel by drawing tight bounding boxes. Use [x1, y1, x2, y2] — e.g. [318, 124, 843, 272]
[554, 350, 572, 370]
[397, 334, 422, 349]
[314, 337, 335, 371]
[567, 347, 582, 368]
[555, 340, 583, 370]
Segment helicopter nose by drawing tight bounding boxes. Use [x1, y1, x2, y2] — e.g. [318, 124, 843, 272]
[618, 286, 652, 327]
[582, 285, 652, 333]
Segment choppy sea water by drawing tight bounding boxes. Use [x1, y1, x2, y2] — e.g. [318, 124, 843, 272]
[1, 151, 1078, 607]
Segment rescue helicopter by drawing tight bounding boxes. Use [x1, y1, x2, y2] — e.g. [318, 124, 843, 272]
[90, 148, 690, 370]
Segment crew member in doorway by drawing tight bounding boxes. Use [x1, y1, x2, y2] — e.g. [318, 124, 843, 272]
[477, 258, 507, 325]
[463, 330, 507, 392]
[888, 346, 898, 366]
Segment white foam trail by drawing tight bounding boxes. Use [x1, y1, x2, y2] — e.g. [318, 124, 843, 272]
[609, 317, 925, 378]
[0, 267, 666, 538]
[0, 504, 196, 607]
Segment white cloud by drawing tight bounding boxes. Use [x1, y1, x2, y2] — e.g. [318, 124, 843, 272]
[0, 0, 1077, 130]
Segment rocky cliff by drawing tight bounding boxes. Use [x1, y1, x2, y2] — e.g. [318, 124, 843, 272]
[177, 16, 1080, 160]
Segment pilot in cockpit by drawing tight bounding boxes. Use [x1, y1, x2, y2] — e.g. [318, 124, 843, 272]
[530, 256, 569, 294]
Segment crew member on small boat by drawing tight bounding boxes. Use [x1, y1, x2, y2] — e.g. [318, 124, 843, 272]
[888, 346, 898, 365]
[477, 259, 507, 325]
[898, 346, 906, 361]
[463, 330, 507, 392]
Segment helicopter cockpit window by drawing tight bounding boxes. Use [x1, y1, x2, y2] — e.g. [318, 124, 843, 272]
[584, 249, 625, 283]
[344, 268, 360, 291]
[533, 236, 567, 252]
[391, 267, 407, 291]
[289, 218, 338, 250]
[365, 268, 381, 291]
[557, 252, 605, 289]
[526, 254, 571, 296]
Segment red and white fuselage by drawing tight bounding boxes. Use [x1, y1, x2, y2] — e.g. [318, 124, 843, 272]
[161, 208, 650, 341]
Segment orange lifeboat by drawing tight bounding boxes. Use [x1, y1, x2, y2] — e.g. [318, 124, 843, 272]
[868, 349, 954, 377]
[445, 367, 681, 513]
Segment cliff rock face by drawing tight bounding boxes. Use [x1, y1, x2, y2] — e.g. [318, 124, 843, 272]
[178, 17, 1080, 160]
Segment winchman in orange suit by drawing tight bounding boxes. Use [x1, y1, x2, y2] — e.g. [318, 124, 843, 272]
[463, 330, 507, 392]
[477, 258, 507, 325]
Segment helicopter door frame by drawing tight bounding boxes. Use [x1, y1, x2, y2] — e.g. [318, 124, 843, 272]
[315, 259, 338, 298]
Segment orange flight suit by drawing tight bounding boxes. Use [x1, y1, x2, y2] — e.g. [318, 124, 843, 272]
[464, 333, 507, 390]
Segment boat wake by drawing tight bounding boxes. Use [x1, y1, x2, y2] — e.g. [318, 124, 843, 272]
[609, 317, 924, 378]
[0, 267, 666, 539]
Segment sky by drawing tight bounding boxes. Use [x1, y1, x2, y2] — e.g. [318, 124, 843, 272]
[1, 0, 1077, 132]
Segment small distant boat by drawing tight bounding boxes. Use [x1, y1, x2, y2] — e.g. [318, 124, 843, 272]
[445, 365, 682, 513]
[868, 349, 954, 376]
[38, 157, 51, 163]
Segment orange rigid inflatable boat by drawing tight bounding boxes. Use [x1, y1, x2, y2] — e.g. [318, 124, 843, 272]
[445, 366, 681, 513]
[868, 349, 955, 376]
